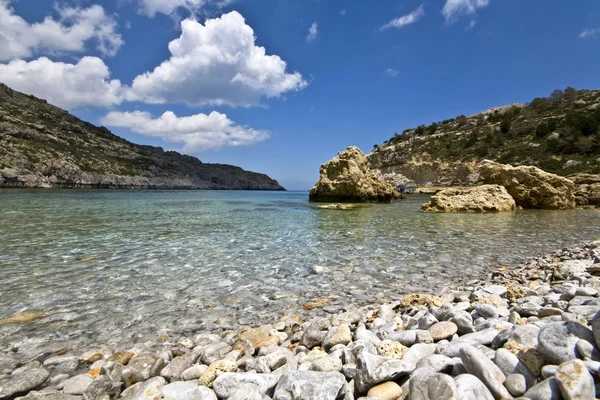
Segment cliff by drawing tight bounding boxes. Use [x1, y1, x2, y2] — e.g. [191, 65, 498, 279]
[369, 87, 600, 186]
[0, 84, 284, 190]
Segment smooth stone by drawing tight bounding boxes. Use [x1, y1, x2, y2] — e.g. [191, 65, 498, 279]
[323, 324, 352, 350]
[161, 381, 217, 400]
[160, 350, 201, 380]
[355, 325, 382, 346]
[366, 381, 403, 400]
[538, 322, 594, 365]
[122, 367, 145, 387]
[575, 339, 600, 361]
[181, 365, 208, 381]
[475, 304, 500, 319]
[555, 359, 595, 400]
[127, 354, 156, 374]
[541, 365, 559, 378]
[385, 330, 417, 347]
[62, 373, 93, 395]
[239, 326, 273, 347]
[454, 328, 500, 347]
[429, 322, 458, 341]
[493, 348, 536, 388]
[454, 374, 494, 400]
[568, 305, 600, 320]
[355, 350, 415, 393]
[310, 356, 342, 372]
[504, 374, 527, 397]
[13, 394, 80, 400]
[449, 312, 475, 335]
[213, 373, 279, 398]
[131, 376, 166, 400]
[506, 324, 540, 348]
[228, 384, 269, 400]
[418, 314, 439, 330]
[460, 346, 513, 400]
[416, 355, 455, 373]
[107, 351, 134, 365]
[0, 362, 50, 399]
[299, 323, 324, 349]
[409, 367, 458, 400]
[402, 343, 437, 366]
[273, 371, 352, 400]
[198, 359, 237, 387]
[524, 378, 563, 400]
[592, 310, 600, 349]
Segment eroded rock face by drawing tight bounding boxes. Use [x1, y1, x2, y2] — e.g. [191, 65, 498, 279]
[421, 185, 516, 213]
[479, 161, 575, 210]
[309, 147, 400, 203]
[568, 173, 600, 206]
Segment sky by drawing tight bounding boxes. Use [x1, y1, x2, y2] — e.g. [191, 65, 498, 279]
[0, 1, 599, 190]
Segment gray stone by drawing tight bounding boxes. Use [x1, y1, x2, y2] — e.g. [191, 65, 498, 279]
[592, 310, 600, 349]
[0, 362, 49, 399]
[355, 350, 415, 393]
[524, 378, 563, 400]
[161, 381, 217, 400]
[416, 355, 455, 373]
[453, 328, 500, 347]
[228, 384, 270, 400]
[310, 356, 342, 372]
[459, 346, 513, 400]
[575, 339, 600, 361]
[538, 322, 594, 365]
[130, 377, 166, 400]
[181, 365, 208, 381]
[160, 350, 200, 380]
[493, 348, 536, 387]
[409, 367, 458, 400]
[385, 330, 417, 347]
[200, 342, 232, 365]
[555, 359, 595, 400]
[299, 323, 324, 349]
[16, 394, 80, 400]
[418, 314, 439, 330]
[504, 374, 527, 397]
[453, 374, 494, 400]
[354, 325, 382, 346]
[273, 371, 352, 400]
[83, 374, 121, 400]
[402, 343, 437, 365]
[121, 367, 144, 387]
[568, 305, 600, 321]
[541, 364, 559, 378]
[475, 304, 500, 319]
[62, 374, 93, 395]
[213, 373, 279, 398]
[449, 312, 474, 335]
[506, 324, 540, 348]
[127, 354, 155, 375]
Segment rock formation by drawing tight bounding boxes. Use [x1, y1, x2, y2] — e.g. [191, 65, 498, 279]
[568, 173, 600, 207]
[0, 84, 284, 190]
[309, 146, 400, 202]
[421, 185, 516, 213]
[479, 161, 576, 210]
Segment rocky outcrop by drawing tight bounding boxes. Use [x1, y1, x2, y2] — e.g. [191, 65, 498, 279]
[568, 173, 600, 206]
[0, 84, 284, 190]
[421, 185, 516, 213]
[479, 161, 576, 210]
[309, 146, 400, 202]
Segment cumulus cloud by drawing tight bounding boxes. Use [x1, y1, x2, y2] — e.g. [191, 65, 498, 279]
[0, 1, 123, 61]
[136, 0, 231, 17]
[0, 57, 125, 110]
[385, 68, 400, 77]
[442, 0, 490, 23]
[101, 110, 269, 151]
[381, 5, 425, 30]
[126, 11, 306, 107]
[580, 28, 600, 38]
[306, 22, 318, 42]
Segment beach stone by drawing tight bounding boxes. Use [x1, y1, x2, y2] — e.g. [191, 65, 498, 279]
[418, 313, 439, 330]
[160, 350, 201, 380]
[429, 321, 458, 341]
[300, 323, 324, 349]
[449, 313, 475, 335]
[592, 310, 600, 349]
[15, 394, 79, 400]
[355, 350, 415, 393]
[420, 185, 516, 213]
[122, 367, 144, 387]
[575, 339, 600, 360]
[355, 325, 382, 346]
[409, 368, 458, 400]
[366, 381, 402, 399]
[201, 342, 233, 365]
[555, 359, 595, 400]
[148, 357, 165, 379]
[311, 355, 342, 372]
[228, 384, 268, 400]
[198, 359, 237, 387]
[239, 326, 273, 347]
[273, 371, 352, 400]
[542, 365, 559, 378]
[524, 377, 563, 400]
[506, 324, 540, 348]
[324, 324, 352, 350]
[416, 354, 455, 373]
[108, 351, 134, 365]
[213, 373, 279, 398]
[386, 330, 417, 346]
[504, 373, 526, 397]
[0, 361, 49, 399]
[475, 304, 500, 319]
[538, 322, 593, 365]
[130, 376, 166, 400]
[127, 354, 155, 375]
[83, 374, 121, 400]
[402, 343, 437, 365]
[453, 374, 494, 400]
[493, 348, 536, 387]
[376, 340, 407, 359]
[181, 365, 208, 381]
[62, 373, 93, 395]
[121, 381, 144, 398]
[161, 381, 217, 400]
[568, 305, 600, 320]
[460, 346, 513, 400]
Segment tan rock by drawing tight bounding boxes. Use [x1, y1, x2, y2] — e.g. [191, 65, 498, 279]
[329, 324, 352, 347]
[198, 359, 237, 387]
[107, 351, 134, 365]
[315, 203, 369, 210]
[568, 173, 600, 206]
[255, 336, 281, 349]
[0, 311, 46, 325]
[367, 381, 403, 400]
[400, 293, 444, 307]
[479, 160, 575, 209]
[239, 325, 272, 347]
[421, 184, 516, 212]
[309, 146, 400, 202]
[376, 340, 408, 359]
[503, 341, 546, 375]
[428, 321, 458, 341]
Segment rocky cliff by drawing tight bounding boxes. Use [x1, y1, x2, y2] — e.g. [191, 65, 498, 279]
[369, 87, 600, 186]
[0, 84, 284, 190]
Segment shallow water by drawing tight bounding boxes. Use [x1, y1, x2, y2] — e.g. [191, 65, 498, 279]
[1, 189, 599, 352]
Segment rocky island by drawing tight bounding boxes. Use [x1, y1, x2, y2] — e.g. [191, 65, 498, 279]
[0, 84, 284, 190]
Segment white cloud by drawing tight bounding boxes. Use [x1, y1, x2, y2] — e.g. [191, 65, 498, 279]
[580, 28, 600, 38]
[307, 22, 318, 42]
[381, 5, 425, 30]
[442, 0, 490, 23]
[340, 9, 346, 16]
[101, 110, 269, 151]
[136, 0, 230, 17]
[0, 1, 123, 61]
[0, 57, 124, 109]
[127, 11, 306, 107]
[385, 68, 400, 77]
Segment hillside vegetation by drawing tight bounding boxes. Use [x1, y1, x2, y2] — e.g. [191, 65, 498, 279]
[370, 87, 600, 185]
[0, 84, 284, 190]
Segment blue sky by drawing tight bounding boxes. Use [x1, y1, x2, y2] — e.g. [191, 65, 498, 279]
[1, 0, 599, 190]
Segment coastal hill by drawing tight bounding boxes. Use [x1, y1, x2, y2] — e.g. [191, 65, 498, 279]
[0, 84, 284, 190]
[370, 87, 600, 185]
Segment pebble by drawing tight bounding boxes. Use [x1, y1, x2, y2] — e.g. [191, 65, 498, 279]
[366, 381, 403, 400]
[555, 359, 595, 400]
[459, 346, 513, 400]
[428, 321, 458, 341]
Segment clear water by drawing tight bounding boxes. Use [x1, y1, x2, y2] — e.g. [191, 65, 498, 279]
[1, 189, 599, 354]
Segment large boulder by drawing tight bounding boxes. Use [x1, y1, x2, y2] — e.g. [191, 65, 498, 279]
[309, 146, 400, 202]
[568, 173, 600, 206]
[421, 185, 516, 213]
[479, 161, 575, 210]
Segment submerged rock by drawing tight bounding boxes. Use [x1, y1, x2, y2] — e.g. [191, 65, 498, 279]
[421, 184, 516, 213]
[309, 146, 400, 202]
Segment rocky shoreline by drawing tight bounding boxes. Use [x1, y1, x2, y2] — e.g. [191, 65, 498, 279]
[2, 239, 600, 400]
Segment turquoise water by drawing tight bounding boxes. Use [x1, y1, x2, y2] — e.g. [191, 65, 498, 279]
[1, 189, 600, 353]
